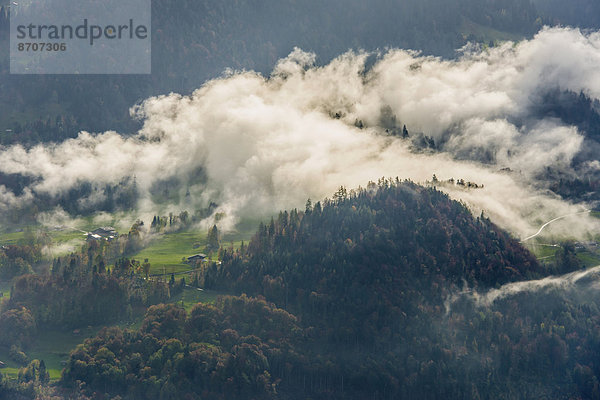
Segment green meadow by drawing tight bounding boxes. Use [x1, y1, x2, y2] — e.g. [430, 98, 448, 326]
[576, 250, 600, 268]
[526, 241, 600, 268]
[132, 231, 206, 275]
[526, 243, 558, 259]
[0, 327, 105, 381]
[131, 218, 258, 276]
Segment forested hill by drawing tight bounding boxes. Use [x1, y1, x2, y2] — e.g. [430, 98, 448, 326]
[58, 181, 600, 400]
[0, 0, 540, 144]
[206, 180, 541, 338]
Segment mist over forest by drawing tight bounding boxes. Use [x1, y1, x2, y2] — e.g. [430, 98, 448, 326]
[1, 1, 600, 399]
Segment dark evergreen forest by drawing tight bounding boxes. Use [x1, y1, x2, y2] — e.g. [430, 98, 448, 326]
[40, 181, 598, 400]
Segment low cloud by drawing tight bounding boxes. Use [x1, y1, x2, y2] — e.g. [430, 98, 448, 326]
[446, 265, 600, 311]
[1, 27, 599, 237]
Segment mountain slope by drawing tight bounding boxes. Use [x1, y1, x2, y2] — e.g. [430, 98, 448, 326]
[0, 0, 540, 144]
[207, 180, 541, 344]
[58, 182, 600, 400]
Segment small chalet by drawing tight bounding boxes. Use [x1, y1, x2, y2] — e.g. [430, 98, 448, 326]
[87, 227, 118, 242]
[187, 254, 207, 264]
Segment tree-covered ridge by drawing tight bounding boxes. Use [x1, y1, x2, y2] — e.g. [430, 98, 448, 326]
[207, 180, 540, 340]
[61, 297, 301, 399]
[53, 181, 600, 400]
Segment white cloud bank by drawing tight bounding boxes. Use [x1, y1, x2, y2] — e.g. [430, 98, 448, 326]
[1, 27, 600, 237]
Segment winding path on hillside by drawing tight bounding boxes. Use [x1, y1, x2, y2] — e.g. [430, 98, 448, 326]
[520, 209, 591, 242]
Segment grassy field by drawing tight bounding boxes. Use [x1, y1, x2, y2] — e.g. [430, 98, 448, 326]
[41, 229, 88, 258]
[40, 214, 132, 257]
[0, 211, 260, 262]
[525, 242, 600, 268]
[0, 312, 151, 382]
[132, 231, 207, 275]
[0, 326, 105, 381]
[0, 229, 27, 246]
[0, 220, 92, 257]
[0, 227, 87, 259]
[523, 241, 558, 260]
[131, 218, 257, 275]
[576, 250, 600, 268]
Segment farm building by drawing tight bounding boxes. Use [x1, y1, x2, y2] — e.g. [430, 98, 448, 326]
[87, 227, 118, 242]
[187, 254, 207, 264]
